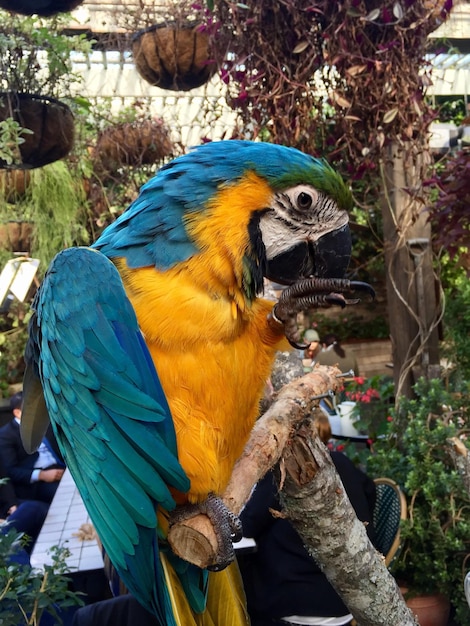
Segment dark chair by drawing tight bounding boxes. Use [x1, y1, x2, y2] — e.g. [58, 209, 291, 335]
[373, 477, 407, 567]
[464, 571, 470, 608]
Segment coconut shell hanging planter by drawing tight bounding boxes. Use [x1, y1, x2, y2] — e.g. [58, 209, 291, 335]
[0, 93, 75, 170]
[0, 0, 84, 16]
[0, 220, 34, 253]
[0, 170, 31, 202]
[94, 118, 174, 173]
[132, 23, 217, 91]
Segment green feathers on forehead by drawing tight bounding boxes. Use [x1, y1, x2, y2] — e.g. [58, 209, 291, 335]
[272, 159, 353, 213]
[208, 141, 353, 213]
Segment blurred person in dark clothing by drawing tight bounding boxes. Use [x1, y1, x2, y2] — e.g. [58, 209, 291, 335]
[0, 391, 65, 504]
[0, 454, 48, 553]
[239, 415, 376, 626]
[315, 333, 360, 376]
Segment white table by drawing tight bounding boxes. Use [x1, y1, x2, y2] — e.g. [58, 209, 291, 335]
[30, 469, 104, 573]
[30, 469, 257, 572]
[233, 536, 257, 553]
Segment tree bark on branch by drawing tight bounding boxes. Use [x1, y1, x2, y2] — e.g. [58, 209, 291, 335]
[168, 365, 418, 626]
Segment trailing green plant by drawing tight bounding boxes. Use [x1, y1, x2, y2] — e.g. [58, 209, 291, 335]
[0, 160, 90, 267]
[366, 378, 470, 625]
[0, 525, 84, 625]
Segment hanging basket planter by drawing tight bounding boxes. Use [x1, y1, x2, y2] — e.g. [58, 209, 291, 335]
[0, 0, 84, 16]
[0, 169, 31, 202]
[0, 93, 75, 170]
[0, 220, 34, 253]
[94, 118, 174, 172]
[132, 23, 217, 91]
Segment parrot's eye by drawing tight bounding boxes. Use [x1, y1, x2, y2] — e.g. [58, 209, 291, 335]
[277, 185, 319, 215]
[297, 192, 313, 210]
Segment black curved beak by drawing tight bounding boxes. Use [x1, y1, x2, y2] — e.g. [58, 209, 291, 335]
[265, 224, 352, 285]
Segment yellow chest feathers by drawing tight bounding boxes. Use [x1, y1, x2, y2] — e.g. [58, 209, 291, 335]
[117, 261, 285, 500]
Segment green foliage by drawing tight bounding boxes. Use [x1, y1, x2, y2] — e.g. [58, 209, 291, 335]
[0, 161, 90, 268]
[366, 378, 470, 625]
[343, 374, 395, 436]
[0, 119, 33, 166]
[306, 311, 389, 341]
[26, 162, 90, 267]
[0, 527, 84, 625]
[441, 269, 470, 392]
[0, 11, 92, 99]
[435, 96, 467, 125]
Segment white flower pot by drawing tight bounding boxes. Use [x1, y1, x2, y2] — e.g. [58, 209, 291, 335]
[337, 401, 362, 438]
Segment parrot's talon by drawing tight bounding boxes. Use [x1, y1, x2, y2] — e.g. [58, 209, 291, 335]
[348, 281, 375, 300]
[325, 294, 347, 308]
[271, 278, 375, 345]
[170, 493, 240, 570]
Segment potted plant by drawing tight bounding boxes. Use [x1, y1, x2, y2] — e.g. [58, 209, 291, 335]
[93, 116, 174, 174]
[366, 378, 470, 626]
[0, 11, 92, 169]
[130, 1, 217, 91]
[0, 160, 90, 265]
[132, 21, 216, 91]
[340, 374, 395, 439]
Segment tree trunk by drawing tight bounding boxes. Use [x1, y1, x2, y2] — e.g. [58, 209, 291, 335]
[380, 144, 441, 398]
[279, 421, 417, 626]
[169, 365, 418, 626]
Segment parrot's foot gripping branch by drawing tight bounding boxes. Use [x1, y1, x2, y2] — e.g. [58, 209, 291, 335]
[269, 278, 375, 348]
[169, 493, 243, 571]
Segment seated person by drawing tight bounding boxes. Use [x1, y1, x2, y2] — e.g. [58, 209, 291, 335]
[239, 416, 376, 626]
[0, 391, 65, 504]
[301, 329, 321, 373]
[315, 333, 359, 376]
[0, 454, 48, 554]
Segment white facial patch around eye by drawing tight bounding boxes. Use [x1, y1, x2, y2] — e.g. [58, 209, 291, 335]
[283, 185, 320, 211]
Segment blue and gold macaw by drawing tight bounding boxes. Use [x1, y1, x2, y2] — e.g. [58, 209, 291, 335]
[20, 140, 371, 626]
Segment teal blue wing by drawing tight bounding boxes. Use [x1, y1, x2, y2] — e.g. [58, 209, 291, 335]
[22, 246, 192, 624]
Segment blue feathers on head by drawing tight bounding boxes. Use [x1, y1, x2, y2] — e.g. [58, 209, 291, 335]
[93, 140, 350, 270]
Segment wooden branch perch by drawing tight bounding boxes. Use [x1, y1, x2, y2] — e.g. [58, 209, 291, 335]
[168, 364, 418, 626]
[168, 365, 343, 562]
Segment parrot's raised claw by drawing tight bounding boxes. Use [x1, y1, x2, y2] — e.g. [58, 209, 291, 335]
[169, 493, 242, 572]
[269, 277, 375, 348]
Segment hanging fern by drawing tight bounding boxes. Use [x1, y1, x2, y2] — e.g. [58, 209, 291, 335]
[27, 161, 90, 266]
[0, 160, 90, 268]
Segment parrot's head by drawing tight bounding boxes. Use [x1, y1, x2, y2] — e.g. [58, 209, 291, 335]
[253, 154, 352, 286]
[94, 140, 353, 298]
